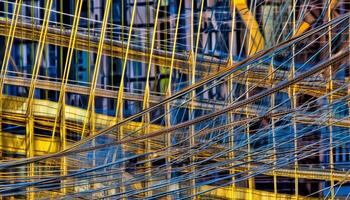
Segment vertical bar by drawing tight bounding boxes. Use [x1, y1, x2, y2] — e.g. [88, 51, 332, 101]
[26, 117, 34, 200]
[60, 102, 67, 195]
[269, 59, 278, 198]
[114, 1, 138, 198]
[188, 0, 195, 195]
[4, 0, 9, 98]
[165, 0, 182, 198]
[87, 0, 94, 195]
[244, 1, 256, 198]
[141, 0, 161, 197]
[119, 0, 125, 197]
[188, 0, 204, 198]
[81, 0, 111, 138]
[228, 0, 237, 195]
[245, 86, 253, 200]
[0, 0, 22, 99]
[0, 0, 22, 163]
[60, 0, 63, 78]
[108, 0, 116, 196]
[24, 1, 53, 199]
[327, 1, 335, 198]
[261, 1, 277, 197]
[47, 1, 83, 194]
[88, 0, 91, 82]
[26, 0, 53, 115]
[51, 0, 83, 147]
[290, 0, 299, 198]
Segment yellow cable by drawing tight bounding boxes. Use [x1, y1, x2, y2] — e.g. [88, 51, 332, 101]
[115, 0, 138, 119]
[0, 0, 23, 98]
[49, 0, 83, 151]
[81, 0, 112, 138]
[142, 0, 162, 110]
[26, 0, 53, 116]
[166, 0, 183, 95]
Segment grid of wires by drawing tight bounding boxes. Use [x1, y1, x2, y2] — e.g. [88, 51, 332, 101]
[0, 0, 350, 199]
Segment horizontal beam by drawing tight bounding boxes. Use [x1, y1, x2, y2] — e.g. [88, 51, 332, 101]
[200, 185, 318, 200]
[0, 18, 221, 75]
[0, 95, 349, 182]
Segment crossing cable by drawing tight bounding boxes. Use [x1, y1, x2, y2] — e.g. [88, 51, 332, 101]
[1, 13, 349, 168]
[2, 91, 350, 196]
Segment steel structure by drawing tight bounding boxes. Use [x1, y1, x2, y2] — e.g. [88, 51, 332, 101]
[0, 0, 350, 199]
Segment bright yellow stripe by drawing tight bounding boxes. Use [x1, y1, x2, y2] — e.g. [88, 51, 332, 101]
[235, 0, 265, 55]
